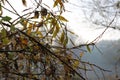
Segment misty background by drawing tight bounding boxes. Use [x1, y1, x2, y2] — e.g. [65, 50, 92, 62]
[2, 0, 120, 79]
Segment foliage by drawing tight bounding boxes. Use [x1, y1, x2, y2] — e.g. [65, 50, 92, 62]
[0, 0, 108, 80]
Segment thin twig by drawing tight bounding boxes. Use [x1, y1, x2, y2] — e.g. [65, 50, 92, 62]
[17, 28, 86, 80]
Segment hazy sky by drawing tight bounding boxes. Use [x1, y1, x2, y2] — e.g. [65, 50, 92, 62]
[2, 0, 120, 79]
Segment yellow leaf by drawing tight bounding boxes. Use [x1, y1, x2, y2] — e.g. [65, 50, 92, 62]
[22, 0, 27, 6]
[36, 31, 43, 38]
[57, 0, 63, 6]
[27, 23, 33, 34]
[73, 60, 79, 68]
[20, 19, 28, 29]
[57, 15, 68, 22]
[53, 23, 60, 38]
[35, 27, 43, 38]
[60, 31, 65, 43]
[53, 0, 58, 7]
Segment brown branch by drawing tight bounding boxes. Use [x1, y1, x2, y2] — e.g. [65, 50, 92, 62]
[16, 28, 86, 80]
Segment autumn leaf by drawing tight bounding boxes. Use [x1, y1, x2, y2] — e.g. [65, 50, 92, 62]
[27, 23, 33, 34]
[21, 38, 28, 45]
[53, 0, 63, 7]
[53, 23, 60, 38]
[53, 0, 58, 7]
[57, 15, 68, 22]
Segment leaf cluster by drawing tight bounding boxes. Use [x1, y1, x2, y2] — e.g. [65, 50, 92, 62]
[0, 0, 108, 80]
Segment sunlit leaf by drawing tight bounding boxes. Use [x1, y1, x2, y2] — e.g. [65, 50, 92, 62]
[27, 23, 33, 34]
[36, 30, 43, 38]
[22, 0, 27, 6]
[20, 19, 28, 29]
[57, 0, 63, 6]
[57, 15, 68, 22]
[53, 0, 58, 7]
[53, 23, 60, 38]
[2, 16, 12, 21]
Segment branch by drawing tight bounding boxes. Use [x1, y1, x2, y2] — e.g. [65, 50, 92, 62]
[16, 28, 86, 80]
[91, 12, 117, 43]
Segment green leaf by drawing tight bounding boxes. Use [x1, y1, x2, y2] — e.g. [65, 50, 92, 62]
[10, 25, 15, 32]
[1, 28, 6, 37]
[2, 16, 12, 21]
[3, 38, 9, 45]
[63, 36, 68, 46]
[86, 45, 91, 53]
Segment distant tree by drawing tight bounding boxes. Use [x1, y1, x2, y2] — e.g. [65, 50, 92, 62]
[0, 0, 108, 80]
[81, 0, 120, 30]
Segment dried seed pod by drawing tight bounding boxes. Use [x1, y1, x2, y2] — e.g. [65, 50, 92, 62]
[40, 7, 47, 16]
[34, 11, 39, 18]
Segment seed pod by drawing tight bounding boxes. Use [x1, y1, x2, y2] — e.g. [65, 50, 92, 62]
[34, 11, 39, 18]
[40, 7, 47, 16]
